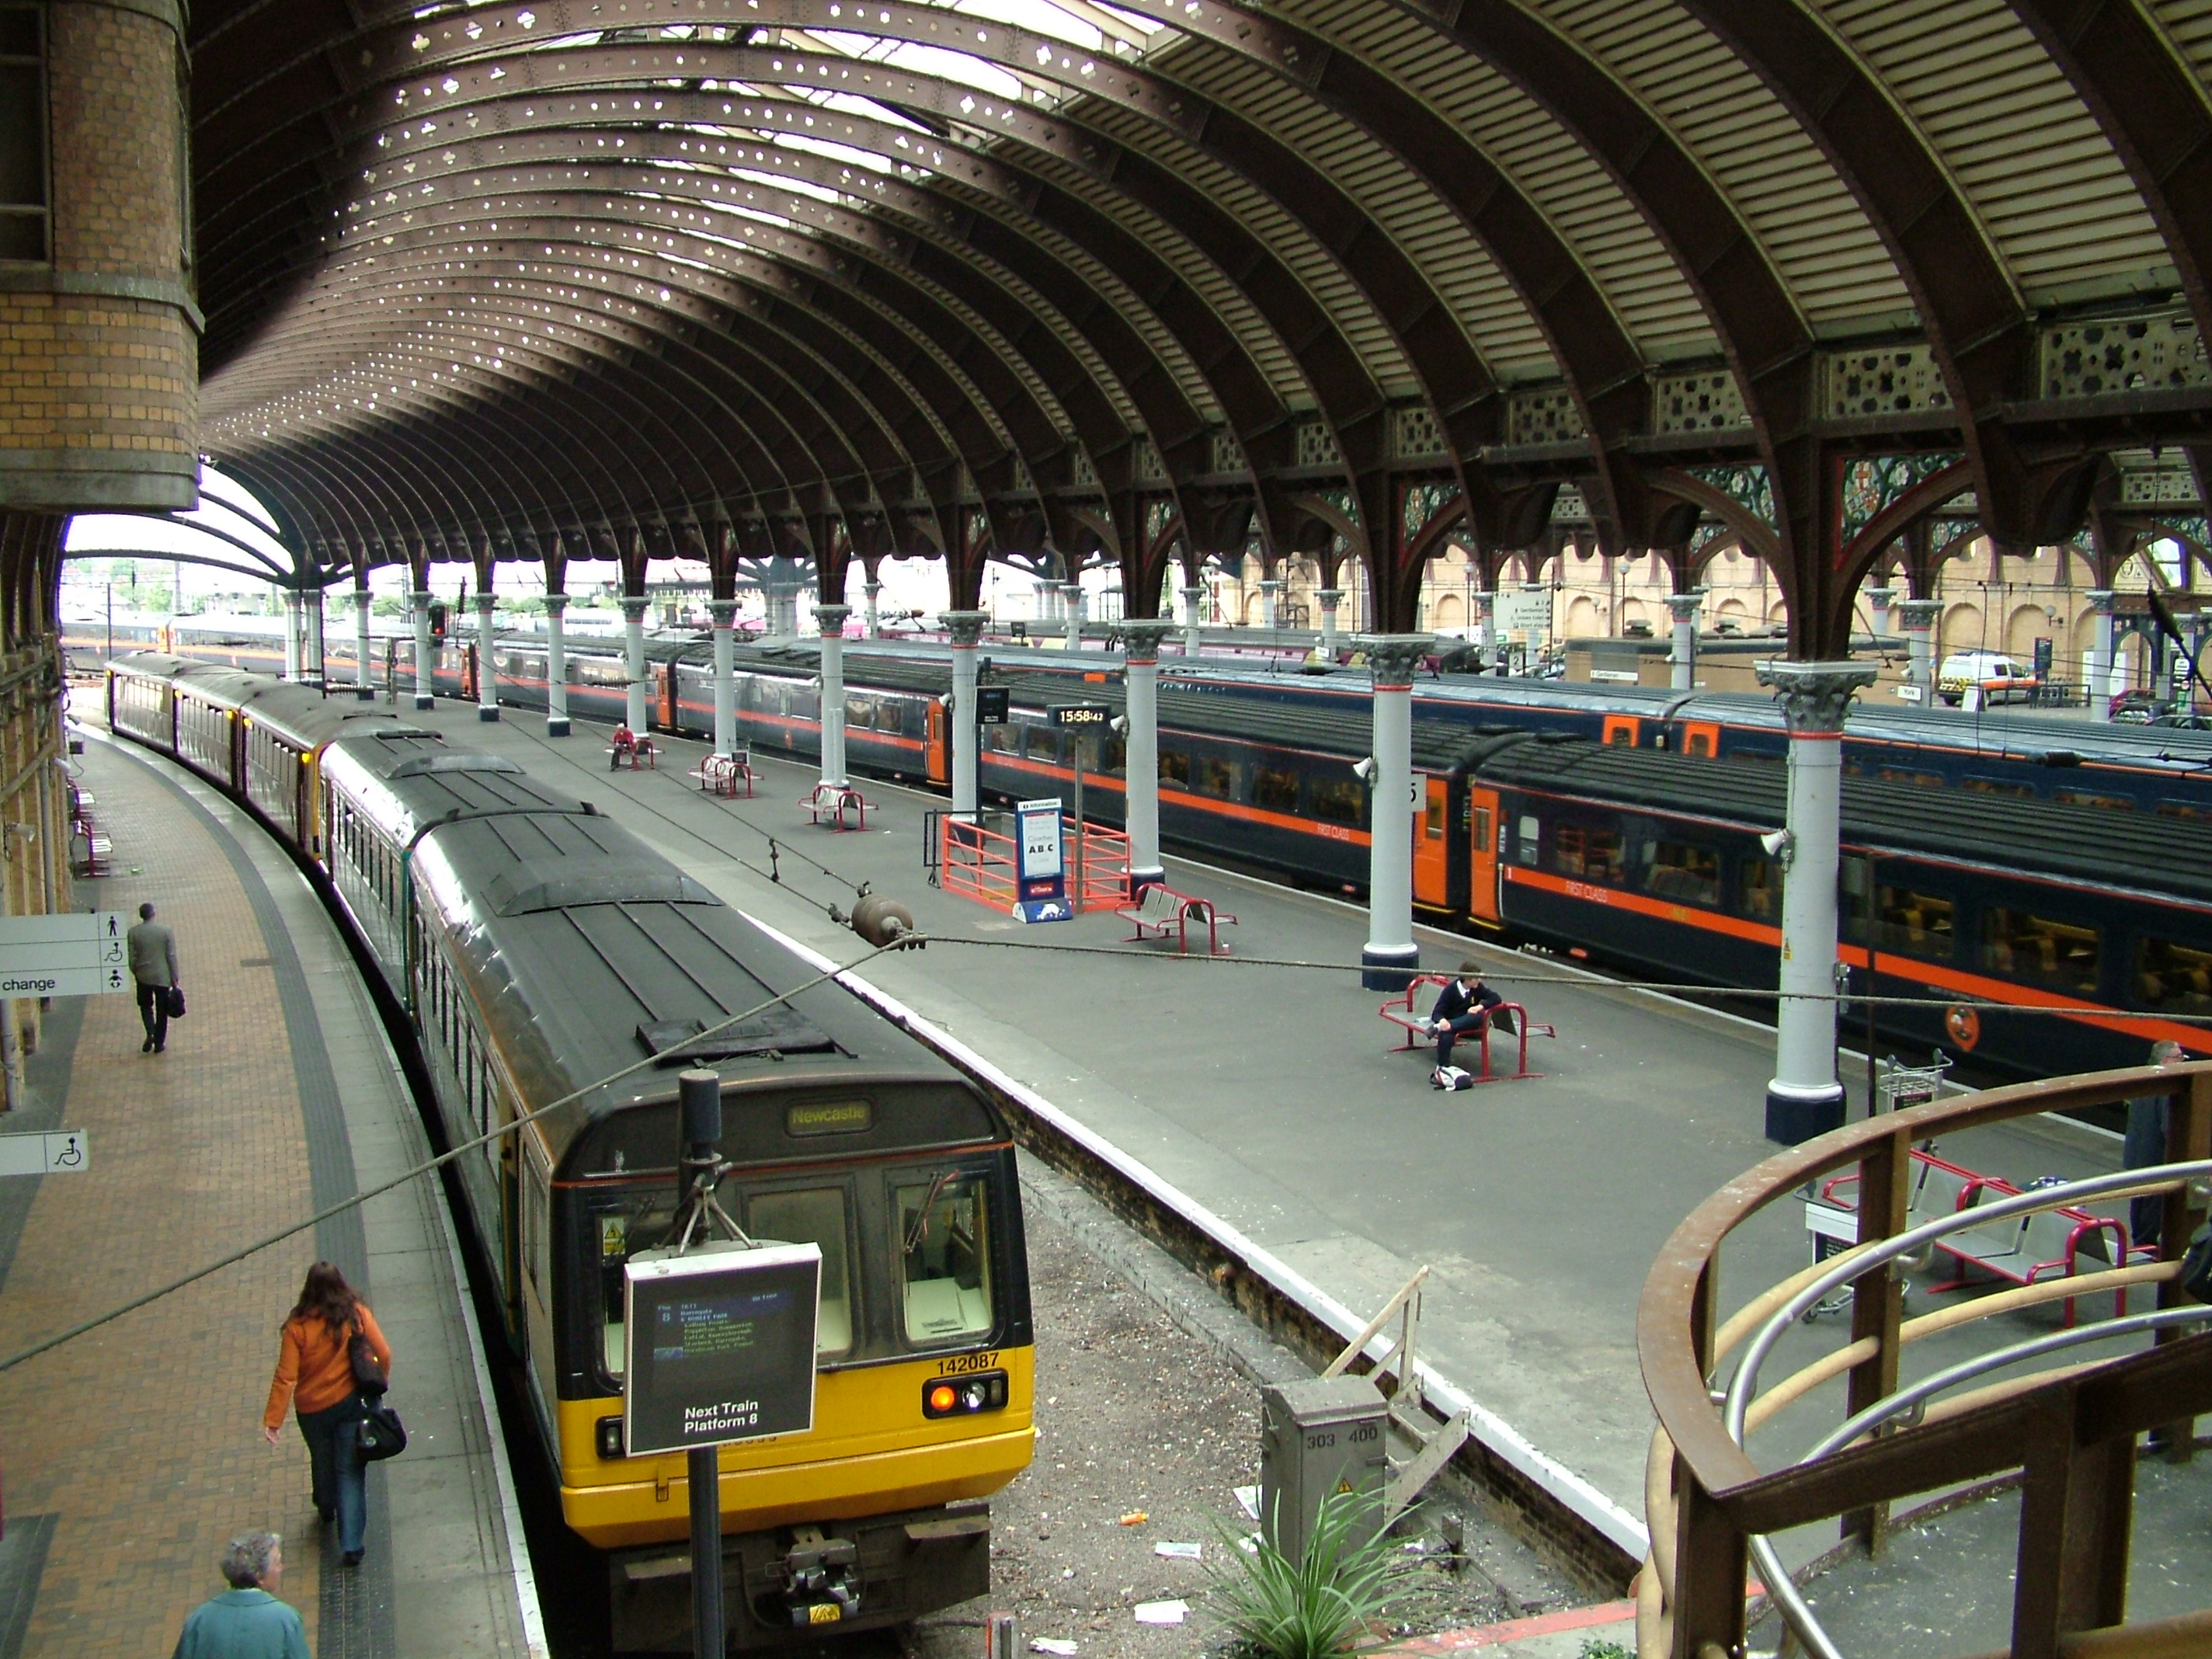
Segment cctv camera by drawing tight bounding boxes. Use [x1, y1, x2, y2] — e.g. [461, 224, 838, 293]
[1352, 756, 1378, 785]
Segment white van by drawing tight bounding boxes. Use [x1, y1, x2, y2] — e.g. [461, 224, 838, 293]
[1937, 651, 2038, 706]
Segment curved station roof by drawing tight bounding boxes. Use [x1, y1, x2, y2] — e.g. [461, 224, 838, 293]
[186, 0, 2212, 647]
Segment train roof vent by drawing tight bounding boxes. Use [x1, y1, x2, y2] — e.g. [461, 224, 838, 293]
[635, 1009, 833, 1066]
[372, 728, 442, 742]
[388, 753, 523, 777]
[487, 859, 724, 916]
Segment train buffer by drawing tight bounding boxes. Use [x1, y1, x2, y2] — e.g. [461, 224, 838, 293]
[1378, 975, 1554, 1081]
[1116, 881, 1236, 956]
[801, 781, 873, 830]
[691, 750, 754, 798]
[607, 726, 657, 770]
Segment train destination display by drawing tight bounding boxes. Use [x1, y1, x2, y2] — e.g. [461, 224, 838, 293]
[622, 1241, 823, 1456]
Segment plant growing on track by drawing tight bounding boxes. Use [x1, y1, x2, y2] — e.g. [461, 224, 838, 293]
[1205, 1489, 1408, 1659]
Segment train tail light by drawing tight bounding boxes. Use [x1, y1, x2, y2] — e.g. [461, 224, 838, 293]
[923, 1371, 1009, 1418]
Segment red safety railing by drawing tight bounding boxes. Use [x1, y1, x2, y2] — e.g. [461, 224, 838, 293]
[937, 812, 1130, 914]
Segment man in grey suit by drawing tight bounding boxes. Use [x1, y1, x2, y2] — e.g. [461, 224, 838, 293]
[127, 900, 180, 1054]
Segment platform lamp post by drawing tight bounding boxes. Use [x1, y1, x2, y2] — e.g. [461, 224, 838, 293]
[1316, 588, 1344, 659]
[410, 588, 436, 710]
[816, 605, 851, 793]
[1756, 659, 1876, 1143]
[621, 594, 651, 735]
[474, 590, 499, 721]
[1897, 598, 1940, 697]
[544, 592, 571, 736]
[675, 1068, 726, 1659]
[943, 610, 988, 818]
[1666, 590, 1704, 692]
[2085, 590, 2117, 720]
[708, 599, 738, 756]
[1359, 636, 1435, 990]
[1121, 619, 1175, 896]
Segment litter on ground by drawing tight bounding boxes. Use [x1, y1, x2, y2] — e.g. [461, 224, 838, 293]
[1153, 1542, 1202, 1561]
[1132, 1601, 1188, 1627]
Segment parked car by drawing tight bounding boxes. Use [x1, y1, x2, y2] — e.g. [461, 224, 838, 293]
[1937, 651, 2039, 706]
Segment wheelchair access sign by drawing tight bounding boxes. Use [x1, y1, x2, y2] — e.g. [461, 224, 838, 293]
[1012, 798, 1072, 923]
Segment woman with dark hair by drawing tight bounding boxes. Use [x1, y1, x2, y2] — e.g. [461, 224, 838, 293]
[262, 1262, 391, 1567]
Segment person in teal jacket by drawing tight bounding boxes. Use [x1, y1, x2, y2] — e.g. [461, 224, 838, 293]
[172, 1533, 308, 1659]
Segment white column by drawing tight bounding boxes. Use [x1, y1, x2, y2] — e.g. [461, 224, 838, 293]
[351, 588, 374, 701]
[621, 595, 650, 732]
[1122, 621, 1174, 893]
[1755, 661, 1874, 1143]
[304, 589, 325, 686]
[281, 590, 302, 680]
[864, 577, 884, 638]
[1666, 590, 1704, 693]
[1898, 598, 1940, 695]
[708, 599, 737, 755]
[544, 593, 571, 736]
[1360, 636, 1431, 989]
[816, 604, 851, 790]
[943, 610, 987, 817]
[1063, 581, 1083, 652]
[1181, 584, 1206, 656]
[410, 589, 435, 709]
[1038, 580, 1060, 624]
[1257, 579, 1282, 631]
[2085, 590, 2116, 721]
[1866, 585, 1896, 642]
[1316, 587, 1344, 659]
[475, 593, 500, 721]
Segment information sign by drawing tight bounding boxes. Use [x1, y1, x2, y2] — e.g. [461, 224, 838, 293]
[0, 1130, 87, 1176]
[976, 686, 1010, 725]
[1049, 702, 1112, 729]
[1494, 588, 1553, 642]
[623, 1241, 822, 1456]
[0, 912, 130, 999]
[1012, 798, 1071, 923]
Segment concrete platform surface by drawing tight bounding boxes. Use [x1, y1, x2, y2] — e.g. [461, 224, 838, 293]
[0, 723, 541, 1657]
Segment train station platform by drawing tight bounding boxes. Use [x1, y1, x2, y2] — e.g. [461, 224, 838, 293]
[320, 698, 2146, 1582]
[0, 727, 541, 1657]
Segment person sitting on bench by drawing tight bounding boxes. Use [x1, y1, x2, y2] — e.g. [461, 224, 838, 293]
[1429, 963, 1504, 1080]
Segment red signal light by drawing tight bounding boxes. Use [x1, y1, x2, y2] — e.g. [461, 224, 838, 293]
[927, 1384, 959, 1414]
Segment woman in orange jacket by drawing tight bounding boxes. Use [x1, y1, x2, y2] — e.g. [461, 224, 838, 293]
[263, 1262, 391, 1567]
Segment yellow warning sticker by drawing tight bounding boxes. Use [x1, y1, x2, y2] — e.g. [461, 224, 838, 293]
[1335, 1478, 1355, 1495]
[808, 1605, 842, 1626]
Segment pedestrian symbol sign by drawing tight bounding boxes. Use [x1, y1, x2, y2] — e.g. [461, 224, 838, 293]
[0, 912, 131, 998]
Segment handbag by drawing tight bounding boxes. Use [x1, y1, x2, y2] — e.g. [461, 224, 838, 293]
[346, 1316, 388, 1397]
[162, 984, 186, 1019]
[355, 1397, 407, 1462]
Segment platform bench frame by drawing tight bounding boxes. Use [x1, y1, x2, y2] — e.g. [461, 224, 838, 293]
[690, 750, 755, 798]
[1378, 973, 1555, 1082]
[1115, 880, 1237, 956]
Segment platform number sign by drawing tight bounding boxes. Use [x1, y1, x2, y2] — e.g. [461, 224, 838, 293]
[621, 1241, 822, 1457]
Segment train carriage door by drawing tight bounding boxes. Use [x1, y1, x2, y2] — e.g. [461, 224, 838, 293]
[1466, 788, 1501, 923]
[1414, 775, 1450, 909]
[1680, 720, 1720, 758]
[659, 662, 677, 732]
[925, 699, 950, 784]
[1602, 714, 1640, 747]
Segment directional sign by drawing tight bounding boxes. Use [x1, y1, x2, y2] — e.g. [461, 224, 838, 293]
[0, 1130, 89, 1176]
[623, 1241, 821, 1456]
[0, 913, 130, 998]
[1049, 702, 1112, 729]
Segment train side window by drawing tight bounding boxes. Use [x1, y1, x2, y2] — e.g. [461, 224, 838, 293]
[522, 1160, 548, 1293]
[1309, 777, 1363, 824]
[1981, 908, 2100, 993]
[1875, 885, 1956, 960]
[1643, 841, 1719, 906]
[1962, 777, 2033, 798]
[1552, 823, 1622, 882]
[2156, 799, 2212, 822]
[895, 1172, 993, 1344]
[1876, 767, 1946, 788]
[2052, 790, 2133, 812]
[747, 1188, 854, 1356]
[845, 694, 875, 731]
[1194, 756, 1235, 798]
[1099, 734, 1126, 773]
[1838, 857, 1869, 942]
[1423, 791, 1446, 840]
[2131, 937, 2212, 1014]
[1470, 804, 1493, 850]
[1159, 750, 1192, 789]
[983, 722, 1021, 754]
[1738, 856, 1777, 920]
[1253, 767, 1299, 812]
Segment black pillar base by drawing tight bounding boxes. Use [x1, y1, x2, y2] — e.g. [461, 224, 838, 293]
[1360, 943, 1421, 993]
[477, 705, 500, 722]
[1765, 1087, 1846, 1146]
[546, 718, 570, 737]
[413, 694, 435, 711]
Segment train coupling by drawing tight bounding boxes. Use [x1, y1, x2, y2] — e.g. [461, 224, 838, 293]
[774, 1525, 861, 1627]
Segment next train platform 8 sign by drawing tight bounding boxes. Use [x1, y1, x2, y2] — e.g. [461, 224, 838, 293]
[622, 1241, 822, 1456]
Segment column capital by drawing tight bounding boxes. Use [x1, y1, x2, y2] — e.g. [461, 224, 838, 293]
[1863, 585, 1897, 604]
[619, 595, 650, 621]
[706, 599, 738, 626]
[350, 588, 375, 611]
[543, 593, 569, 617]
[1664, 590, 1706, 621]
[940, 609, 989, 647]
[1358, 634, 1435, 688]
[1121, 619, 1176, 663]
[1755, 659, 1876, 733]
[474, 593, 496, 614]
[2086, 588, 2118, 614]
[1316, 588, 1345, 608]
[1896, 597, 1942, 627]
[410, 589, 433, 603]
[815, 603, 851, 636]
[1256, 577, 1282, 592]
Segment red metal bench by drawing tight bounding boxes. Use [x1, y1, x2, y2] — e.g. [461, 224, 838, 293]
[1379, 974, 1554, 1081]
[691, 750, 754, 798]
[800, 782, 871, 830]
[607, 726, 657, 770]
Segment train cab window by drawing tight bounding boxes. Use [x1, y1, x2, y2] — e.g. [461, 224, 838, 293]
[1193, 756, 1235, 798]
[1981, 908, 2100, 993]
[1253, 767, 1299, 812]
[596, 1196, 677, 1379]
[1309, 777, 1363, 824]
[1643, 841, 1720, 906]
[1552, 823, 1622, 882]
[896, 1172, 993, 1345]
[747, 1188, 854, 1357]
[2131, 937, 2212, 1015]
[1159, 750, 1192, 789]
[2053, 790, 2133, 812]
[1874, 885, 1956, 960]
[1737, 856, 1777, 921]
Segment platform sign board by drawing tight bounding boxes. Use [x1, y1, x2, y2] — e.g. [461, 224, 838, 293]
[1012, 798, 1071, 923]
[1495, 588, 1552, 644]
[976, 686, 1010, 725]
[0, 913, 130, 999]
[622, 1241, 821, 1456]
[0, 1130, 87, 1176]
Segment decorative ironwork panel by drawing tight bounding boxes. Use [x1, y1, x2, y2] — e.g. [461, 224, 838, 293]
[1296, 421, 1343, 468]
[1010, 459, 1032, 496]
[1403, 480, 1462, 539]
[1821, 346, 1950, 419]
[2041, 312, 2210, 398]
[1839, 451, 1965, 543]
[1551, 485, 1591, 524]
[1210, 431, 1245, 475]
[1654, 370, 1748, 433]
[1690, 519, 1731, 556]
[1687, 464, 1774, 528]
[1145, 497, 1177, 542]
[1320, 485, 1359, 526]
[1505, 387, 1586, 446]
[1391, 404, 1447, 460]
[2120, 465, 2198, 506]
[1134, 436, 1167, 484]
[2152, 514, 2211, 547]
[1070, 448, 1097, 486]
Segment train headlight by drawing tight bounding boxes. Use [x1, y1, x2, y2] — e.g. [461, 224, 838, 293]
[596, 1415, 626, 1459]
[922, 1370, 1008, 1418]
